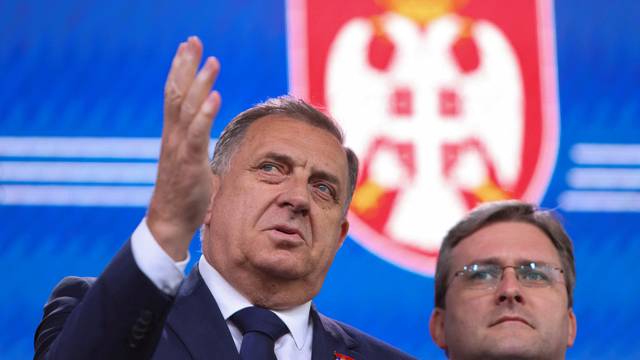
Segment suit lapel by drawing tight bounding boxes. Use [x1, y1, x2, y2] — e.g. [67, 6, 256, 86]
[310, 305, 360, 360]
[163, 272, 363, 360]
[164, 266, 239, 360]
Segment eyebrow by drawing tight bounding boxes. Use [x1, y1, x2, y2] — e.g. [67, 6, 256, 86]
[262, 151, 295, 167]
[465, 257, 553, 267]
[467, 257, 502, 266]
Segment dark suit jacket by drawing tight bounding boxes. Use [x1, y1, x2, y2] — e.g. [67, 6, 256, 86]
[34, 241, 415, 360]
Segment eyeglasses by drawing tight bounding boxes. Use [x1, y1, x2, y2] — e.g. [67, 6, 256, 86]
[452, 262, 565, 290]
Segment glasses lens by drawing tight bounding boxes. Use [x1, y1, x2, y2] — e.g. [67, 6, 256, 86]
[461, 264, 501, 289]
[457, 262, 562, 289]
[517, 263, 555, 287]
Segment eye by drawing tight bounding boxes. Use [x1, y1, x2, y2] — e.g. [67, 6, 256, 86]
[316, 183, 331, 194]
[259, 162, 280, 173]
[260, 163, 275, 172]
[520, 269, 550, 283]
[466, 264, 500, 282]
[254, 161, 287, 183]
[469, 270, 497, 281]
[313, 182, 337, 200]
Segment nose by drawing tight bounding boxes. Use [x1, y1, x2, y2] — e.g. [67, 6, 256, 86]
[495, 267, 524, 305]
[278, 177, 310, 216]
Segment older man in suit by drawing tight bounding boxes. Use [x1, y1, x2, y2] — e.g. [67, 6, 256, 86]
[34, 36, 415, 360]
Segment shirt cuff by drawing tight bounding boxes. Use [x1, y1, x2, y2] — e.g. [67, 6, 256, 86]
[131, 217, 189, 295]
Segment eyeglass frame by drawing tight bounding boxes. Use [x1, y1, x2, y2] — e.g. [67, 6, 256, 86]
[449, 260, 566, 290]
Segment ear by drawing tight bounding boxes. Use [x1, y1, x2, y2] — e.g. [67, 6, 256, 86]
[566, 307, 577, 347]
[429, 308, 448, 350]
[203, 174, 221, 226]
[337, 219, 349, 249]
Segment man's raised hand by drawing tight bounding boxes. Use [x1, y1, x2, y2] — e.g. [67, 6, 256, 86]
[147, 36, 221, 261]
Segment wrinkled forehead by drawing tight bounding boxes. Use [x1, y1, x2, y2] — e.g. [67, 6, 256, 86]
[244, 114, 342, 139]
[241, 115, 348, 175]
[242, 114, 346, 152]
[450, 221, 563, 268]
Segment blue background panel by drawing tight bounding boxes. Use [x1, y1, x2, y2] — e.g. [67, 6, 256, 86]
[1, 0, 639, 359]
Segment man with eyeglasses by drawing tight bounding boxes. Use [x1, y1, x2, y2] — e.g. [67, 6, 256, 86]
[429, 200, 577, 359]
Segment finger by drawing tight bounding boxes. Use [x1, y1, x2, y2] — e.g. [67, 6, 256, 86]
[180, 56, 220, 126]
[162, 41, 187, 127]
[187, 90, 221, 155]
[163, 36, 204, 127]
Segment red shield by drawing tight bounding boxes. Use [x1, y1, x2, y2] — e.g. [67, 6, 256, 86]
[287, 0, 559, 276]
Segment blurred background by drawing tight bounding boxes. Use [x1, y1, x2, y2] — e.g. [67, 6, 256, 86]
[1, 0, 639, 358]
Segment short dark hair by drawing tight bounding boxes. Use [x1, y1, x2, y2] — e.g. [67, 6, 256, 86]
[210, 95, 359, 211]
[434, 200, 576, 309]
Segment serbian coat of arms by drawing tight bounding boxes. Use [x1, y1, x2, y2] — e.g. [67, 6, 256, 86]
[287, 0, 559, 275]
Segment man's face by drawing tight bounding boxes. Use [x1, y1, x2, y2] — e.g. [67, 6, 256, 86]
[430, 221, 577, 359]
[204, 115, 350, 301]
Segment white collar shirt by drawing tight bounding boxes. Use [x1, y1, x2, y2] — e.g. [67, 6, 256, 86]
[198, 256, 314, 359]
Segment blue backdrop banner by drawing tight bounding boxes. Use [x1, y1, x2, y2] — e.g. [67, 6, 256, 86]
[1, 0, 639, 358]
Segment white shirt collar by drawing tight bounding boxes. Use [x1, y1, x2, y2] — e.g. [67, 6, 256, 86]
[198, 256, 312, 350]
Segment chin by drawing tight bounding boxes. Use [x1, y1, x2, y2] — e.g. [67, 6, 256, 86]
[253, 253, 310, 281]
[482, 340, 541, 359]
